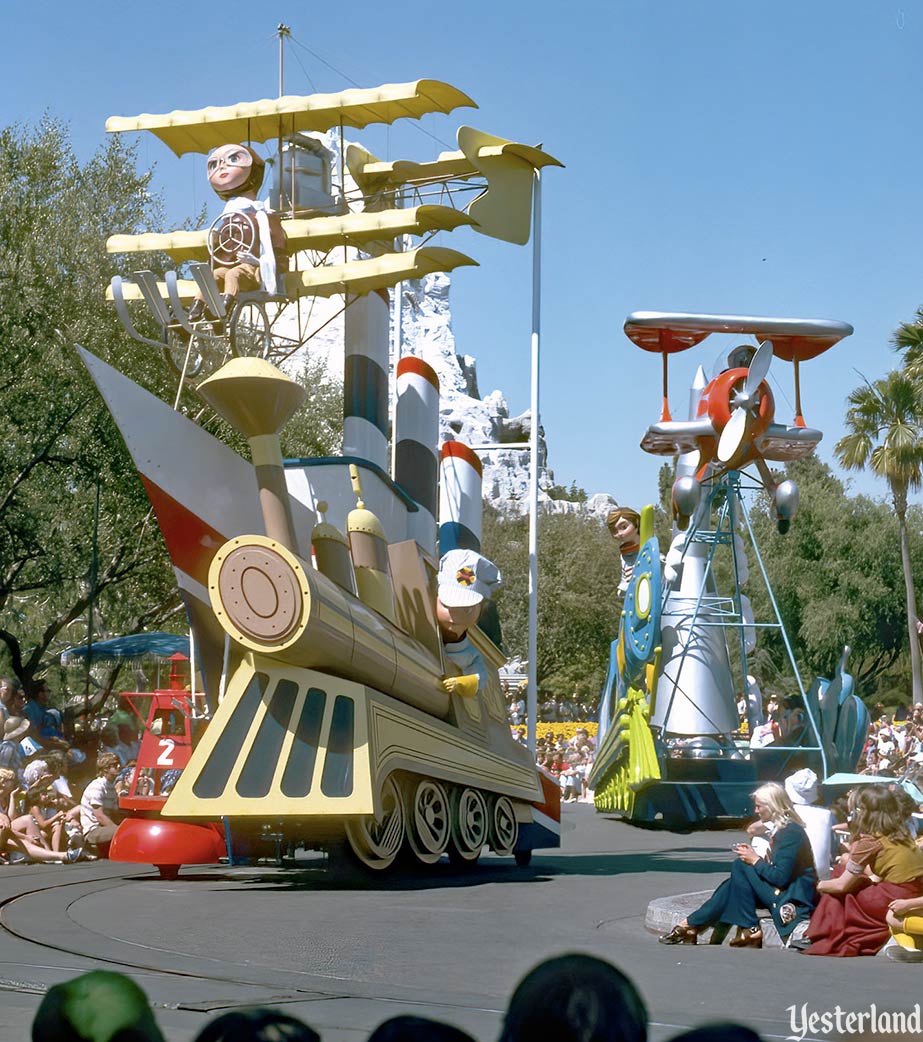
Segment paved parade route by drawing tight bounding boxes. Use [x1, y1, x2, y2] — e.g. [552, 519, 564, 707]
[1, 805, 918, 1042]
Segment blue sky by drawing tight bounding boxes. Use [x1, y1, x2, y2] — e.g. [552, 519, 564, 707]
[6, 1, 923, 511]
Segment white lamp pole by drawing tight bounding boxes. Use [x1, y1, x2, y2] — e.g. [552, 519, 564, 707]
[527, 169, 542, 754]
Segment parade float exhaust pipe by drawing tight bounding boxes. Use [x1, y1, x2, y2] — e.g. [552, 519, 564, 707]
[197, 357, 306, 555]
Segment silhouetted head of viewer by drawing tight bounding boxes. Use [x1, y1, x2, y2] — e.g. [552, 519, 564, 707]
[32, 971, 164, 1042]
[368, 1014, 476, 1042]
[498, 953, 647, 1042]
[192, 1008, 320, 1042]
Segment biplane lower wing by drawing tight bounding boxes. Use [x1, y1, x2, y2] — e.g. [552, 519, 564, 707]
[641, 418, 821, 462]
[754, 423, 822, 461]
[640, 418, 713, 456]
[106, 247, 477, 304]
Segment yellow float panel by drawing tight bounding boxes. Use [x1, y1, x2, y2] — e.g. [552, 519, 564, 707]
[107, 206, 476, 263]
[162, 658, 375, 818]
[106, 81, 476, 157]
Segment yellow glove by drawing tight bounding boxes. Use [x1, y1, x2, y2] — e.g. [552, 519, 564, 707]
[441, 674, 480, 698]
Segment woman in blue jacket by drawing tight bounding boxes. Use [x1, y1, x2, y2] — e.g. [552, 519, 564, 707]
[659, 782, 818, 948]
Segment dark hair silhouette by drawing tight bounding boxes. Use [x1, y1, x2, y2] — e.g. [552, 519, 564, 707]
[499, 953, 647, 1042]
[667, 1024, 762, 1042]
[192, 1008, 320, 1042]
[368, 1014, 476, 1041]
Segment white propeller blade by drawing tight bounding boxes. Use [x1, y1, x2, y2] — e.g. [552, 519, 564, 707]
[745, 339, 773, 397]
[717, 406, 749, 463]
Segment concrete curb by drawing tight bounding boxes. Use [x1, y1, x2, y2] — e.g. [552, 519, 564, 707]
[645, 891, 783, 947]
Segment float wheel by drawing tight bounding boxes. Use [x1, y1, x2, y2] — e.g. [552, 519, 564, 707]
[489, 795, 519, 858]
[448, 787, 488, 864]
[343, 775, 405, 871]
[404, 779, 451, 865]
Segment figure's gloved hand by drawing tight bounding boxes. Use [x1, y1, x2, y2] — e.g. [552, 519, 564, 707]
[441, 674, 479, 697]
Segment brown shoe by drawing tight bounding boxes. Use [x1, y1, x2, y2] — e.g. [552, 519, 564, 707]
[659, 924, 698, 945]
[729, 926, 763, 948]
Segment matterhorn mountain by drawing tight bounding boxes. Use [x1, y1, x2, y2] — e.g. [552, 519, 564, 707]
[271, 129, 614, 521]
[396, 271, 615, 520]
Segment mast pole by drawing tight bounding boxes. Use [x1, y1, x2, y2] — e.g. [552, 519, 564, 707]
[276, 24, 290, 209]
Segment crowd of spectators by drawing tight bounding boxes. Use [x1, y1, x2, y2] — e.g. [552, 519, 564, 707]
[861, 701, 923, 780]
[535, 728, 596, 802]
[0, 675, 141, 866]
[31, 958, 763, 1042]
[503, 683, 598, 726]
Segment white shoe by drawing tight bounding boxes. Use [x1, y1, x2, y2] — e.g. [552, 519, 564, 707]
[884, 940, 923, 963]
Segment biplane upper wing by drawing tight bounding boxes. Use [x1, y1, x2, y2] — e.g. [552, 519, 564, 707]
[106, 80, 475, 157]
[625, 311, 853, 359]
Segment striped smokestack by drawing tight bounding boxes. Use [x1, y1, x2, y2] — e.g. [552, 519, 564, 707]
[394, 356, 440, 555]
[438, 441, 483, 554]
[343, 290, 390, 471]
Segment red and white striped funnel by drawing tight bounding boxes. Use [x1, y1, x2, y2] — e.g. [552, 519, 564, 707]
[394, 356, 440, 555]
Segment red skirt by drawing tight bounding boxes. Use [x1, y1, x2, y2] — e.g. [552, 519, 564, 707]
[807, 875, 923, 957]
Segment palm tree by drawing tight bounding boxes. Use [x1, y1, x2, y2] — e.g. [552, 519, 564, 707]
[893, 307, 923, 376]
[835, 369, 923, 702]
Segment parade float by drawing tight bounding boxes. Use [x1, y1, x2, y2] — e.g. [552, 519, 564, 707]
[82, 67, 561, 873]
[589, 312, 871, 825]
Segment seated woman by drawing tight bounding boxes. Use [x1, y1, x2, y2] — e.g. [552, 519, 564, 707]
[659, 782, 817, 948]
[803, 783, 923, 957]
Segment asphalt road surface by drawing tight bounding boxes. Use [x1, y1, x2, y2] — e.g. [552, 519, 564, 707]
[1, 804, 918, 1042]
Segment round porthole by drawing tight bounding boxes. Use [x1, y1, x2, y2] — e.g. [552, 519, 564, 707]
[635, 574, 651, 620]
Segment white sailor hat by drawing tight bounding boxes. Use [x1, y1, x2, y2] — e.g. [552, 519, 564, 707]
[437, 549, 502, 608]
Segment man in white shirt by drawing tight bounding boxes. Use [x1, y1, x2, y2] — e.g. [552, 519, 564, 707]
[80, 753, 123, 856]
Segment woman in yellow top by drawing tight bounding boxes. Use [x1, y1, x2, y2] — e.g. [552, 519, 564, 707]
[803, 784, 923, 956]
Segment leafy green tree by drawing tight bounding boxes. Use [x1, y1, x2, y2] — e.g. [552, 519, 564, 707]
[0, 119, 343, 707]
[482, 505, 617, 698]
[0, 119, 181, 694]
[747, 457, 911, 695]
[834, 371, 923, 701]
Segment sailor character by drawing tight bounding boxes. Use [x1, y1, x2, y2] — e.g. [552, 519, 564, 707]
[606, 506, 641, 597]
[436, 549, 502, 698]
[187, 143, 288, 324]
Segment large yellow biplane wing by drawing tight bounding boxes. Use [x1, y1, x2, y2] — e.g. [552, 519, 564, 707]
[106, 80, 475, 157]
[106, 247, 477, 304]
[106, 206, 476, 264]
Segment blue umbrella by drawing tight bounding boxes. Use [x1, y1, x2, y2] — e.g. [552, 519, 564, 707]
[61, 632, 189, 665]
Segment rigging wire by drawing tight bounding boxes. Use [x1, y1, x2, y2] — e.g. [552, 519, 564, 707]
[287, 34, 456, 151]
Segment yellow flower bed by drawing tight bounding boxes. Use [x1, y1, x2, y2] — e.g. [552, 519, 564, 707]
[535, 722, 598, 742]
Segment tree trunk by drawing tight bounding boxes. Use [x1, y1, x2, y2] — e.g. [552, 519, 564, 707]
[896, 502, 923, 703]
